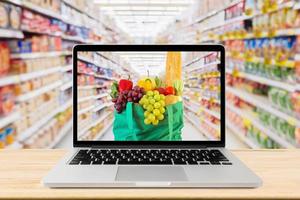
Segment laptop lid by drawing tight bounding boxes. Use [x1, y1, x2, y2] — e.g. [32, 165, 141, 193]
[73, 45, 225, 148]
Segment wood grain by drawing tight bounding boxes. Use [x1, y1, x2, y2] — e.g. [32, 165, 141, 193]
[0, 149, 299, 199]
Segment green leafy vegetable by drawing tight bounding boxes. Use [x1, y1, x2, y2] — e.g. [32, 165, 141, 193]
[155, 76, 163, 88]
[173, 80, 184, 96]
[110, 81, 119, 98]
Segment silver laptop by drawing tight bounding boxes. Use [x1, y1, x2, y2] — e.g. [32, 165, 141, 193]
[43, 45, 262, 188]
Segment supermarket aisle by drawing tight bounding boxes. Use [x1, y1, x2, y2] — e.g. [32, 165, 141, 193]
[99, 126, 114, 141]
[1, 0, 299, 150]
[182, 119, 209, 141]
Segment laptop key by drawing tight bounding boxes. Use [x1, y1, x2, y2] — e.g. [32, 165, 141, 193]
[221, 162, 232, 165]
[80, 160, 91, 165]
[210, 162, 221, 165]
[199, 162, 210, 165]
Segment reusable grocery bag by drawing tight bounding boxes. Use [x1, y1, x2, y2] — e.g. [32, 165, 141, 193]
[113, 101, 184, 141]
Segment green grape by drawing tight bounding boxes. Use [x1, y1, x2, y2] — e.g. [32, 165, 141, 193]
[148, 114, 155, 122]
[147, 105, 154, 112]
[160, 107, 165, 113]
[139, 98, 144, 105]
[144, 111, 150, 117]
[154, 102, 161, 109]
[147, 91, 154, 97]
[159, 100, 165, 107]
[154, 94, 160, 101]
[153, 109, 160, 116]
[149, 98, 156, 105]
[160, 94, 165, 100]
[157, 114, 164, 120]
[144, 118, 151, 125]
[153, 90, 159, 96]
[152, 119, 159, 125]
[143, 99, 149, 106]
[143, 104, 148, 109]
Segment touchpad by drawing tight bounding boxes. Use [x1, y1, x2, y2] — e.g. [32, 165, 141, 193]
[116, 166, 188, 182]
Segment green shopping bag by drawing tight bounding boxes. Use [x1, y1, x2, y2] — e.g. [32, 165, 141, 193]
[113, 101, 184, 141]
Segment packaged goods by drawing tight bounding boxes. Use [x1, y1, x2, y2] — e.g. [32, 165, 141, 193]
[0, 42, 10, 77]
[0, 86, 15, 115]
[0, 2, 9, 28]
[9, 4, 21, 29]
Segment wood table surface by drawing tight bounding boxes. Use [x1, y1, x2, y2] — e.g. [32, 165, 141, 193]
[0, 149, 299, 199]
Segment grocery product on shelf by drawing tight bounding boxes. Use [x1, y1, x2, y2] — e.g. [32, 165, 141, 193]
[0, 124, 16, 149]
[8, 36, 62, 53]
[227, 90, 299, 147]
[0, 2, 21, 30]
[0, 86, 15, 115]
[0, 42, 10, 76]
[22, 107, 72, 148]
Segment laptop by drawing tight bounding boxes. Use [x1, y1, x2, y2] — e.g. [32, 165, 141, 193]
[43, 44, 262, 188]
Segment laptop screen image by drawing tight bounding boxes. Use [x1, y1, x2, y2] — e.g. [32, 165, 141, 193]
[76, 50, 221, 142]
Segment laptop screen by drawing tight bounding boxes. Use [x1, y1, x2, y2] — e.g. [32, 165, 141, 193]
[76, 50, 221, 142]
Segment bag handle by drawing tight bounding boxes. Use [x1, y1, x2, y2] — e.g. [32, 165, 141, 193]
[126, 102, 138, 141]
[167, 105, 174, 140]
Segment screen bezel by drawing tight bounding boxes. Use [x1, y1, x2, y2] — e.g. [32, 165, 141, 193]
[73, 44, 225, 148]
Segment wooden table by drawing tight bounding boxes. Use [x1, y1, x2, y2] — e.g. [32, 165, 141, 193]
[0, 149, 299, 199]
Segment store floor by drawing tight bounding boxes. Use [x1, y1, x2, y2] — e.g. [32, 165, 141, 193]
[56, 117, 248, 149]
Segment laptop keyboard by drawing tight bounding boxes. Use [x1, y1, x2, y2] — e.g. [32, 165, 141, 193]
[69, 149, 232, 165]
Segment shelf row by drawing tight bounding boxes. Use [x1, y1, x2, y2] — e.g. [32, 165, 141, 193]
[5, 99, 72, 149]
[79, 112, 113, 138]
[78, 102, 113, 116]
[18, 99, 72, 142]
[184, 113, 217, 141]
[226, 103, 297, 148]
[227, 86, 300, 127]
[0, 64, 71, 87]
[78, 93, 108, 103]
[226, 68, 300, 93]
[184, 105, 220, 131]
[46, 119, 72, 149]
[196, 0, 298, 34]
[185, 61, 220, 72]
[226, 120, 260, 149]
[4, 0, 99, 31]
[187, 100, 220, 119]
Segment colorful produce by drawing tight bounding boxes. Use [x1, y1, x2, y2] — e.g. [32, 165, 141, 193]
[165, 86, 175, 95]
[156, 87, 166, 95]
[139, 90, 166, 126]
[173, 80, 184, 96]
[165, 52, 182, 87]
[112, 86, 144, 113]
[118, 76, 133, 92]
[110, 81, 119, 99]
[137, 78, 156, 91]
[155, 76, 164, 88]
